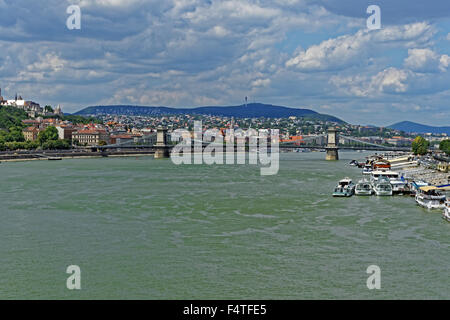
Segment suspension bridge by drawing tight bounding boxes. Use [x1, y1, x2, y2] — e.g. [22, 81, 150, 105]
[95, 127, 411, 160]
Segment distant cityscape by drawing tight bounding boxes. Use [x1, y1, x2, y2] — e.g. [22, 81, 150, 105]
[0, 90, 449, 150]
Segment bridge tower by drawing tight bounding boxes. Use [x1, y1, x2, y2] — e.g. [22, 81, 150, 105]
[326, 127, 339, 161]
[154, 126, 170, 159]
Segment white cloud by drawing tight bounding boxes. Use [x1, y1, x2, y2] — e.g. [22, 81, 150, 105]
[0, 1, 448, 126]
[369, 67, 410, 94]
[286, 22, 434, 72]
[251, 78, 271, 87]
[404, 48, 449, 72]
[439, 55, 450, 71]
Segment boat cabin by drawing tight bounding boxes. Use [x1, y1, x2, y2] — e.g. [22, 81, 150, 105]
[370, 171, 399, 181]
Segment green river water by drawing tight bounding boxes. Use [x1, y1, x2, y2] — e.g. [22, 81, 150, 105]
[0, 152, 448, 299]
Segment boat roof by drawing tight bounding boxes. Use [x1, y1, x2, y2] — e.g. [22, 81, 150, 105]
[419, 186, 449, 192]
[371, 171, 399, 175]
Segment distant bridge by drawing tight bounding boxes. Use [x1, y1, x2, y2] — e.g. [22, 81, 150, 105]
[94, 128, 411, 156]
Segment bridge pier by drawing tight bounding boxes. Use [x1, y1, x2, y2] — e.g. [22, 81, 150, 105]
[326, 127, 339, 161]
[155, 126, 170, 159]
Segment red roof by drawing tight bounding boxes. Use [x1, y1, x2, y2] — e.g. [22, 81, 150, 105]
[23, 126, 40, 132]
[75, 130, 107, 134]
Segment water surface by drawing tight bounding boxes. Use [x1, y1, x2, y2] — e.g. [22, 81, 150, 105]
[0, 152, 448, 299]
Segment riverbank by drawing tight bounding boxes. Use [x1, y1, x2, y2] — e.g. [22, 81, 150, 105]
[383, 152, 449, 186]
[0, 150, 156, 162]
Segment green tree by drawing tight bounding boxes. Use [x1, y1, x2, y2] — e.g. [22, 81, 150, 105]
[44, 105, 54, 113]
[42, 139, 70, 150]
[2, 126, 25, 142]
[0, 106, 27, 130]
[439, 139, 450, 155]
[37, 126, 59, 145]
[412, 136, 429, 155]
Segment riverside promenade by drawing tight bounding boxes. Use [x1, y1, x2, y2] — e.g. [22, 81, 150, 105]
[0, 149, 156, 162]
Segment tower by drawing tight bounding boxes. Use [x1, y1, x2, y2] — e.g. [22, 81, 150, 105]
[154, 126, 170, 159]
[326, 127, 339, 161]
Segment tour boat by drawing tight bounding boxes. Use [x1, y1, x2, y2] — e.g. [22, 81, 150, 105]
[333, 178, 355, 197]
[370, 170, 400, 183]
[373, 160, 391, 170]
[443, 201, 450, 222]
[373, 177, 393, 196]
[355, 179, 373, 196]
[415, 186, 447, 210]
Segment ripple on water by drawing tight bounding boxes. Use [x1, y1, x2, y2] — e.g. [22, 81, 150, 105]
[0, 154, 449, 299]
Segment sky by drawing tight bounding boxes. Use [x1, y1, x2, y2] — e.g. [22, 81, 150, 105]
[0, 0, 449, 126]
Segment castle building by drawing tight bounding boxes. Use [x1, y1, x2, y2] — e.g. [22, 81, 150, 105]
[0, 88, 43, 117]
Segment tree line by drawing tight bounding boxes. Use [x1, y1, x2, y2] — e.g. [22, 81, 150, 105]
[411, 136, 450, 156]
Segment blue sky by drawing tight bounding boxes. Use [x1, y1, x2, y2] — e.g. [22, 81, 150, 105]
[0, 0, 449, 126]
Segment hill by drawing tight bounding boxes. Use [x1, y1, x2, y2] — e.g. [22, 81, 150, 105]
[388, 121, 450, 135]
[74, 103, 344, 123]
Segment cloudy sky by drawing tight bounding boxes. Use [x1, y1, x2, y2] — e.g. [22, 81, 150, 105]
[0, 0, 449, 126]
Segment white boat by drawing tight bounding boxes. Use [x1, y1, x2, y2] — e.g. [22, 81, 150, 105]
[333, 178, 355, 197]
[415, 186, 446, 210]
[370, 170, 400, 183]
[370, 170, 408, 194]
[373, 177, 393, 196]
[355, 179, 373, 196]
[389, 176, 408, 194]
[362, 164, 372, 175]
[443, 201, 450, 222]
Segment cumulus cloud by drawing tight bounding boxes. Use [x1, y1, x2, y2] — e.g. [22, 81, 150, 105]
[403, 48, 449, 72]
[286, 22, 434, 72]
[0, 0, 448, 126]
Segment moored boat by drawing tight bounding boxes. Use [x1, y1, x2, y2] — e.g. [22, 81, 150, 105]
[333, 178, 355, 197]
[443, 201, 450, 222]
[415, 186, 446, 210]
[373, 160, 391, 170]
[373, 177, 393, 196]
[387, 174, 408, 194]
[362, 164, 373, 175]
[355, 179, 373, 196]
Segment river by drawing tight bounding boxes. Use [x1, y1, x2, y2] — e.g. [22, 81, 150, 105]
[0, 152, 448, 299]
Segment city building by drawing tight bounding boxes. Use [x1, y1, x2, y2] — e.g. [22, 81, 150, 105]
[56, 125, 77, 140]
[22, 126, 41, 142]
[72, 130, 110, 146]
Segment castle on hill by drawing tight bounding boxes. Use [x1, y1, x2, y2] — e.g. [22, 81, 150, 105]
[0, 88, 63, 118]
